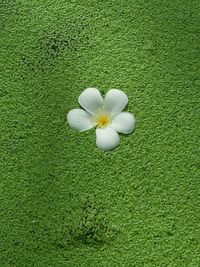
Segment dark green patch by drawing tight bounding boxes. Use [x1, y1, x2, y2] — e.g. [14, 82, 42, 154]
[20, 21, 90, 77]
[67, 197, 118, 246]
[39, 31, 73, 60]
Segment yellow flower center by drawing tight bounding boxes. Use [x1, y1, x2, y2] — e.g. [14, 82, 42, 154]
[95, 112, 111, 128]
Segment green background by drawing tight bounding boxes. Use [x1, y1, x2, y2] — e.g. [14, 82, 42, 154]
[1, 0, 199, 266]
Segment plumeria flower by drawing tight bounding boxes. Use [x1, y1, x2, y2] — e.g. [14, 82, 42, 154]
[67, 88, 135, 151]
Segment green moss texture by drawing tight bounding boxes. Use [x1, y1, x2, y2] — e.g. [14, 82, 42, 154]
[0, 0, 200, 266]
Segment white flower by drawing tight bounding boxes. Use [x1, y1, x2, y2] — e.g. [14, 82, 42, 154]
[67, 88, 135, 151]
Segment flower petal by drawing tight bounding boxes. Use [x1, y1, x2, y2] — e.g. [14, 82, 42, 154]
[67, 108, 93, 132]
[96, 127, 120, 151]
[111, 112, 135, 134]
[78, 88, 104, 115]
[104, 89, 128, 116]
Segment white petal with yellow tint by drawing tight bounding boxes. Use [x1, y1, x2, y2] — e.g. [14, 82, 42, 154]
[78, 88, 104, 115]
[104, 89, 128, 116]
[111, 112, 135, 134]
[67, 109, 93, 132]
[96, 127, 120, 151]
